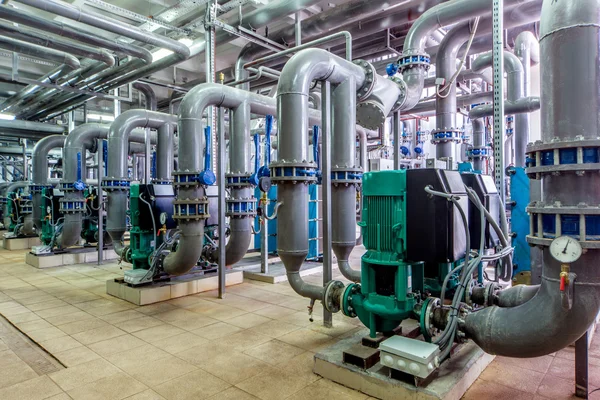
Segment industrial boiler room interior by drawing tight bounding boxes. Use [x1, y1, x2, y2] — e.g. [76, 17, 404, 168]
[0, 0, 599, 399]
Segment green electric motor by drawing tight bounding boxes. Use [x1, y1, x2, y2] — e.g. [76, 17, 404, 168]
[342, 170, 424, 338]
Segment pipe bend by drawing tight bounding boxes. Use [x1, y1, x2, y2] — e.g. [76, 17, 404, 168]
[278, 48, 365, 96]
[31, 135, 66, 184]
[496, 284, 540, 307]
[65, 123, 109, 151]
[133, 82, 157, 111]
[515, 31, 540, 65]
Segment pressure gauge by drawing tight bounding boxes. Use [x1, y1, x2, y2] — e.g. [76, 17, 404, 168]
[159, 212, 167, 225]
[550, 235, 583, 264]
[46, 206, 52, 214]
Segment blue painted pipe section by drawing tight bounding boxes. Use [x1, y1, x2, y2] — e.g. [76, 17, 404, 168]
[204, 126, 211, 173]
[313, 125, 320, 168]
[265, 115, 273, 166]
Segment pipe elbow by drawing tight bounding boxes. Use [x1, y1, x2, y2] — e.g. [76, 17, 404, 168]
[63, 53, 80, 71]
[65, 123, 108, 150]
[515, 31, 540, 65]
[55, 213, 82, 249]
[179, 83, 226, 120]
[338, 260, 361, 283]
[496, 284, 540, 307]
[163, 223, 205, 276]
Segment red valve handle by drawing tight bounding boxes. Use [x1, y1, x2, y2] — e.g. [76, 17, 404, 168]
[560, 275, 566, 292]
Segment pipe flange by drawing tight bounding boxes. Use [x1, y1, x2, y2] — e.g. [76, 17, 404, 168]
[353, 60, 377, 101]
[331, 167, 363, 186]
[172, 197, 210, 221]
[151, 179, 172, 185]
[270, 161, 318, 185]
[526, 137, 600, 153]
[226, 198, 257, 218]
[59, 198, 86, 214]
[101, 178, 131, 191]
[419, 297, 440, 343]
[527, 202, 600, 246]
[466, 146, 491, 160]
[226, 173, 255, 188]
[341, 283, 359, 318]
[430, 128, 463, 144]
[527, 202, 600, 215]
[29, 184, 53, 194]
[389, 76, 408, 113]
[324, 280, 345, 313]
[525, 137, 600, 178]
[172, 171, 201, 188]
[397, 49, 431, 73]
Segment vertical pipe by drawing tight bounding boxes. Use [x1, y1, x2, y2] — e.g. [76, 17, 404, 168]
[393, 112, 401, 170]
[97, 137, 104, 264]
[295, 12, 302, 46]
[321, 81, 332, 327]
[218, 106, 226, 298]
[21, 139, 27, 180]
[156, 124, 174, 181]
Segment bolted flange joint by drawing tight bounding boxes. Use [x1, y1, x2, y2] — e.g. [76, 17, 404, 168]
[331, 167, 363, 186]
[270, 160, 318, 185]
[226, 173, 257, 189]
[431, 128, 464, 144]
[172, 197, 210, 221]
[353, 60, 377, 101]
[397, 49, 431, 73]
[467, 146, 491, 160]
[59, 198, 86, 214]
[29, 184, 53, 194]
[101, 178, 131, 192]
[226, 197, 258, 218]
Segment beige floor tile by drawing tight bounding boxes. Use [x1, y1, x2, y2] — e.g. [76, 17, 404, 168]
[0, 350, 39, 389]
[205, 293, 271, 312]
[219, 330, 272, 352]
[278, 311, 322, 327]
[27, 326, 68, 342]
[123, 355, 198, 387]
[45, 310, 96, 327]
[480, 360, 545, 394]
[151, 332, 208, 355]
[308, 320, 359, 337]
[464, 379, 534, 400]
[249, 319, 301, 338]
[5, 311, 42, 324]
[15, 318, 54, 332]
[169, 314, 219, 331]
[124, 389, 166, 400]
[137, 303, 178, 316]
[35, 305, 81, 319]
[48, 358, 121, 391]
[115, 316, 164, 333]
[54, 346, 101, 367]
[287, 379, 369, 400]
[67, 373, 147, 400]
[99, 309, 145, 324]
[75, 299, 115, 311]
[235, 365, 315, 400]
[277, 329, 333, 351]
[0, 375, 63, 400]
[201, 351, 270, 385]
[88, 334, 147, 357]
[106, 344, 170, 371]
[206, 387, 259, 400]
[226, 313, 272, 329]
[87, 303, 134, 317]
[27, 299, 69, 312]
[153, 309, 199, 323]
[174, 342, 233, 368]
[153, 369, 230, 400]
[132, 324, 186, 343]
[253, 304, 297, 319]
[71, 325, 126, 345]
[244, 340, 305, 365]
[45, 393, 72, 400]
[189, 303, 247, 321]
[40, 335, 83, 353]
[192, 321, 243, 340]
[56, 317, 108, 335]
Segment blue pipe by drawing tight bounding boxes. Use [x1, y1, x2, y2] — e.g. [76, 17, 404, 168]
[198, 126, 216, 185]
[265, 115, 273, 167]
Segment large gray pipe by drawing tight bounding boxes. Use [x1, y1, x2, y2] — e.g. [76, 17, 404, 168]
[471, 119, 486, 172]
[408, 91, 494, 116]
[105, 110, 176, 255]
[463, 0, 600, 358]
[0, 120, 66, 136]
[30, 135, 65, 232]
[514, 31, 540, 166]
[400, 0, 537, 111]
[469, 96, 540, 120]
[133, 82, 157, 112]
[0, 36, 80, 71]
[276, 49, 367, 300]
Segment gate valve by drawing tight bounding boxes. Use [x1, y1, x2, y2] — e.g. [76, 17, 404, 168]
[560, 270, 569, 292]
[157, 224, 167, 237]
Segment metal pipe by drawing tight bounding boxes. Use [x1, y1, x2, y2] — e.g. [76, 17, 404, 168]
[514, 31, 540, 166]
[132, 82, 157, 112]
[276, 48, 368, 301]
[463, 0, 600, 358]
[30, 135, 65, 231]
[409, 91, 494, 116]
[0, 119, 67, 136]
[0, 36, 80, 71]
[469, 96, 540, 120]
[105, 110, 176, 255]
[471, 119, 485, 171]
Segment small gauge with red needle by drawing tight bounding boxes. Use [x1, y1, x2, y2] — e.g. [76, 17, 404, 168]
[550, 236, 583, 264]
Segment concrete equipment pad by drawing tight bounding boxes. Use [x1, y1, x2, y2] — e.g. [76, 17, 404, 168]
[26, 248, 119, 269]
[106, 269, 244, 305]
[314, 327, 494, 400]
[3, 235, 41, 250]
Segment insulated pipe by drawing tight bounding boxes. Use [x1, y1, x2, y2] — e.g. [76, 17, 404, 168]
[276, 49, 367, 300]
[0, 120, 67, 136]
[469, 96, 540, 120]
[30, 135, 65, 231]
[332, 77, 361, 283]
[514, 31, 540, 166]
[409, 92, 494, 116]
[15, 0, 190, 61]
[0, 36, 80, 71]
[463, 0, 600, 358]
[105, 110, 176, 255]
[400, 0, 537, 111]
[0, 20, 115, 68]
[133, 82, 157, 112]
[471, 119, 486, 172]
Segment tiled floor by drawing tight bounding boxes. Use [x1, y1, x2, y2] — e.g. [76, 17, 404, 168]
[0, 246, 599, 400]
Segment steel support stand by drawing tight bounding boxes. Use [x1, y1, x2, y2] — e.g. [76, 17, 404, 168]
[575, 331, 589, 399]
[393, 111, 401, 170]
[493, 0, 506, 203]
[321, 81, 332, 328]
[260, 213, 268, 274]
[217, 107, 226, 299]
[205, 0, 218, 172]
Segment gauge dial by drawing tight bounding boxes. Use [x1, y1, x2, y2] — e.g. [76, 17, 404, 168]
[159, 212, 167, 225]
[549, 236, 583, 264]
[46, 206, 52, 214]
